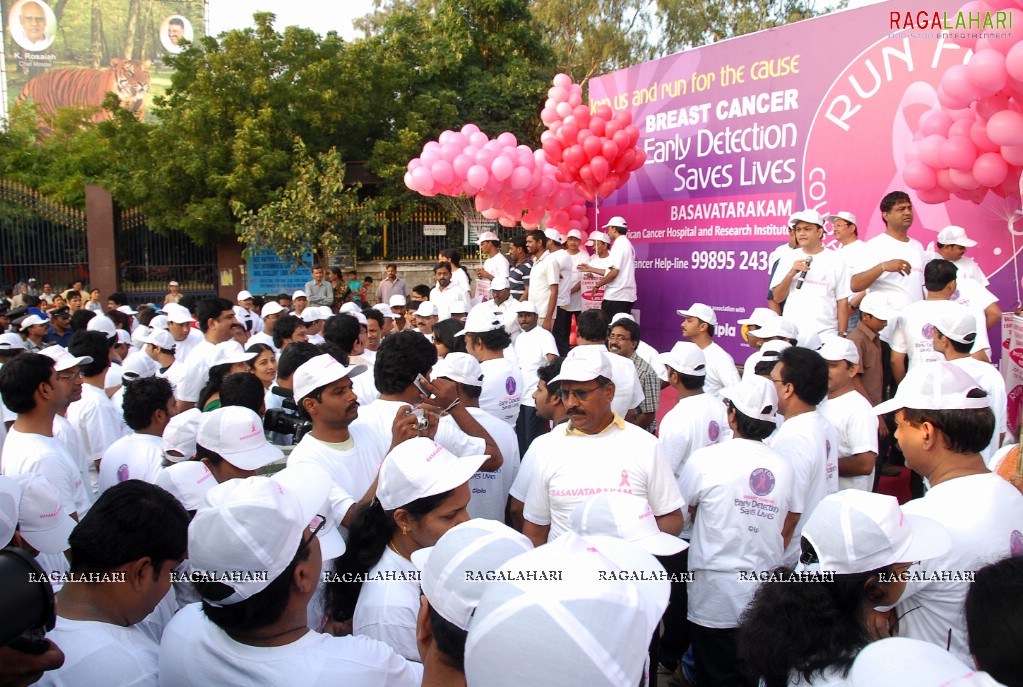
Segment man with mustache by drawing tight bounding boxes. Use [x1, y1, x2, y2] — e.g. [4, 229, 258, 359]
[607, 316, 659, 434]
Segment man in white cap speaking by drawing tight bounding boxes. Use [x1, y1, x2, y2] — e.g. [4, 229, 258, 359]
[593, 215, 636, 317]
[475, 230, 509, 286]
[932, 225, 987, 285]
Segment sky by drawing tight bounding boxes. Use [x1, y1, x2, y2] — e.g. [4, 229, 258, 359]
[208, 0, 377, 40]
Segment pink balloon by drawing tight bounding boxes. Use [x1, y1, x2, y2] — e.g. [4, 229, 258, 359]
[549, 86, 568, 103]
[949, 167, 981, 189]
[403, 171, 414, 190]
[410, 166, 434, 193]
[916, 187, 951, 204]
[949, 1, 986, 49]
[624, 125, 640, 146]
[595, 104, 613, 121]
[568, 93, 582, 108]
[919, 135, 947, 168]
[553, 73, 572, 89]
[628, 149, 646, 171]
[903, 160, 938, 190]
[582, 135, 603, 159]
[541, 107, 559, 125]
[431, 160, 454, 187]
[943, 64, 982, 103]
[573, 106, 591, 129]
[977, 92, 1011, 119]
[420, 149, 440, 167]
[948, 118, 974, 139]
[453, 154, 473, 179]
[563, 145, 585, 170]
[461, 123, 481, 136]
[967, 49, 1008, 94]
[979, 10, 1023, 53]
[542, 138, 563, 163]
[936, 169, 959, 193]
[919, 109, 954, 136]
[612, 130, 630, 150]
[1007, 41, 1023, 81]
[469, 132, 489, 148]
[941, 136, 978, 169]
[1002, 144, 1023, 165]
[590, 155, 609, 183]
[579, 164, 593, 183]
[986, 109, 1023, 145]
[905, 141, 922, 163]
[408, 158, 422, 171]
[491, 155, 514, 182]
[970, 119, 1001, 152]
[497, 132, 518, 148]
[614, 111, 633, 127]
[509, 166, 532, 190]
[560, 120, 579, 144]
[602, 140, 620, 162]
[937, 85, 971, 111]
[597, 177, 618, 199]
[498, 216, 517, 228]
[484, 174, 503, 194]
[615, 149, 635, 174]
[556, 102, 573, 118]
[466, 165, 489, 188]
[973, 151, 1010, 186]
[589, 116, 606, 136]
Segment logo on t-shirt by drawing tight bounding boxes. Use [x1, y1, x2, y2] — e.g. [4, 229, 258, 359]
[117, 464, 129, 483]
[950, 289, 960, 302]
[749, 468, 776, 496]
[1011, 530, 1023, 556]
[708, 421, 720, 442]
[505, 376, 517, 394]
[921, 323, 935, 339]
[825, 439, 832, 458]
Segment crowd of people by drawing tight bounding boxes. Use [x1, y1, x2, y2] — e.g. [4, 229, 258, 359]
[0, 191, 1021, 687]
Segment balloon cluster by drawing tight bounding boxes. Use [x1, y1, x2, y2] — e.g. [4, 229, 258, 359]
[540, 73, 647, 202]
[903, 3, 1023, 204]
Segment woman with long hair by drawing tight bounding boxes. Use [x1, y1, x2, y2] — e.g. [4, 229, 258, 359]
[198, 341, 257, 412]
[246, 342, 277, 390]
[431, 318, 465, 359]
[737, 491, 950, 687]
[323, 437, 485, 661]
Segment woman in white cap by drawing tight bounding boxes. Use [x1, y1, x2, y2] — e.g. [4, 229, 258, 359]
[323, 437, 487, 661]
[737, 490, 951, 687]
[197, 341, 258, 412]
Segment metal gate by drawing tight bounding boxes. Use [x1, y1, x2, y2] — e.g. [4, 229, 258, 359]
[117, 206, 217, 302]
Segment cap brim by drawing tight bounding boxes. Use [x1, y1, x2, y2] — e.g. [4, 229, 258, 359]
[21, 515, 76, 554]
[951, 239, 978, 247]
[217, 352, 259, 366]
[319, 526, 346, 561]
[424, 453, 489, 502]
[632, 531, 690, 556]
[225, 442, 285, 471]
[53, 355, 92, 371]
[894, 514, 952, 564]
[675, 309, 715, 325]
[550, 370, 598, 385]
[860, 308, 895, 321]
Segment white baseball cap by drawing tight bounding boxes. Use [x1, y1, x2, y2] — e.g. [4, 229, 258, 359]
[121, 353, 157, 380]
[566, 228, 584, 240]
[39, 345, 92, 371]
[20, 314, 48, 328]
[432, 352, 484, 388]
[163, 407, 202, 463]
[411, 519, 533, 630]
[758, 339, 792, 363]
[0, 476, 20, 546]
[415, 302, 438, 318]
[168, 281, 180, 286]
[570, 492, 688, 556]
[149, 315, 170, 331]
[260, 302, 286, 318]
[12, 473, 76, 554]
[550, 346, 612, 384]
[936, 225, 978, 248]
[166, 308, 196, 324]
[933, 303, 977, 344]
[116, 304, 138, 316]
[115, 329, 132, 346]
[610, 313, 635, 324]
[656, 342, 707, 380]
[197, 406, 283, 471]
[859, 292, 897, 321]
[292, 290, 307, 300]
[376, 437, 487, 511]
[737, 307, 780, 327]
[603, 216, 627, 229]
[797, 329, 822, 351]
[513, 301, 537, 314]
[676, 303, 717, 326]
[236, 290, 253, 301]
[720, 376, 778, 422]
[292, 353, 366, 403]
[750, 316, 800, 341]
[188, 463, 336, 606]
[210, 340, 258, 369]
[826, 211, 858, 226]
[455, 304, 504, 336]
[874, 362, 990, 415]
[543, 228, 565, 244]
[477, 231, 500, 244]
[850, 637, 1001, 687]
[817, 336, 860, 365]
[339, 302, 361, 315]
[140, 329, 176, 351]
[0, 333, 26, 351]
[373, 303, 397, 319]
[586, 230, 611, 246]
[448, 302, 469, 316]
[300, 307, 327, 324]
[389, 294, 407, 308]
[490, 275, 510, 291]
[155, 461, 217, 512]
[800, 490, 950, 575]
[789, 209, 823, 227]
[465, 532, 667, 687]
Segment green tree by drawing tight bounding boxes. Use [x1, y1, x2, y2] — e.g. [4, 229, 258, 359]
[658, 0, 847, 50]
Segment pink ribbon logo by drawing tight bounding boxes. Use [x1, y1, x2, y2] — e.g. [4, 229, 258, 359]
[619, 470, 631, 488]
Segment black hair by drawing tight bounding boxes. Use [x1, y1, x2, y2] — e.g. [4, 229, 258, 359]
[68, 480, 188, 574]
[374, 329, 437, 395]
[23, 295, 40, 309]
[432, 318, 466, 354]
[196, 297, 234, 334]
[0, 353, 54, 413]
[879, 190, 911, 214]
[754, 358, 780, 377]
[272, 315, 304, 350]
[510, 235, 527, 251]
[198, 361, 241, 410]
[276, 342, 320, 381]
[385, 263, 397, 270]
[69, 309, 95, 332]
[178, 295, 199, 314]
[778, 346, 828, 406]
[363, 308, 385, 329]
[536, 357, 564, 392]
[324, 490, 456, 623]
[245, 342, 275, 364]
[466, 327, 511, 352]
[168, 16, 185, 28]
[136, 308, 157, 327]
[669, 368, 705, 391]
[69, 330, 112, 378]
[428, 604, 468, 671]
[122, 376, 174, 431]
[738, 545, 896, 687]
[66, 291, 82, 301]
[196, 443, 226, 468]
[526, 229, 546, 244]
[433, 262, 452, 275]
[576, 309, 609, 342]
[200, 535, 311, 634]
[900, 389, 994, 454]
[107, 292, 128, 307]
[725, 400, 776, 441]
[330, 267, 343, 280]
[412, 284, 432, 300]
[943, 335, 974, 355]
[609, 317, 640, 342]
[220, 372, 265, 414]
[924, 259, 958, 292]
[439, 248, 463, 268]
[966, 555, 1023, 687]
[107, 309, 132, 331]
[322, 314, 361, 353]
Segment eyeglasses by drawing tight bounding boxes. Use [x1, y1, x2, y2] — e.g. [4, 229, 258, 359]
[55, 371, 83, 381]
[557, 384, 604, 402]
[607, 333, 632, 342]
[296, 514, 326, 559]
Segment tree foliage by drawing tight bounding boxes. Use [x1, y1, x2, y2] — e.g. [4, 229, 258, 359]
[658, 0, 846, 50]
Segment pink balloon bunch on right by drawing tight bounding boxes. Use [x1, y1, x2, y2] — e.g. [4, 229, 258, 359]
[902, 1, 1023, 204]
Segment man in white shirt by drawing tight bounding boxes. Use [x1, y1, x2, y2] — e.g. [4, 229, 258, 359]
[544, 229, 575, 356]
[817, 337, 878, 492]
[459, 304, 522, 427]
[98, 377, 176, 493]
[172, 297, 239, 411]
[607, 317, 659, 433]
[875, 362, 1023, 663]
[164, 305, 203, 363]
[770, 209, 851, 337]
[12, 1, 54, 52]
[564, 227, 589, 326]
[593, 215, 637, 317]
[160, 465, 423, 686]
[513, 301, 558, 455]
[931, 225, 988, 286]
[39, 346, 94, 512]
[522, 345, 684, 545]
[489, 276, 520, 343]
[429, 262, 470, 321]
[67, 330, 125, 472]
[677, 302, 740, 400]
[828, 210, 871, 330]
[246, 301, 286, 352]
[42, 480, 189, 687]
[525, 229, 560, 333]
[768, 345, 839, 566]
[475, 230, 510, 293]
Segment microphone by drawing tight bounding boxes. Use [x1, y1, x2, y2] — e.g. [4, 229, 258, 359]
[795, 255, 813, 290]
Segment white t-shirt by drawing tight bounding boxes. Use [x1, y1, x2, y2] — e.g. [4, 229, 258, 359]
[159, 602, 423, 687]
[173, 339, 216, 404]
[2, 428, 90, 517]
[479, 357, 523, 426]
[897, 474, 1023, 664]
[351, 399, 485, 463]
[854, 233, 926, 342]
[483, 252, 510, 283]
[53, 414, 94, 510]
[658, 393, 730, 480]
[605, 234, 637, 302]
[925, 252, 989, 287]
[701, 341, 741, 400]
[550, 249, 574, 307]
[98, 433, 164, 493]
[949, 357, 1007, 463]
[819, 391, 878, 492]
[889, 300, 988, 367]
[492, 298, 522, 343]
[678, 438, 795, 628]
[353, 547, 422, 662]
[770, 247, 852, 337]
[287, 425, 384, 535]
[67, 384, 125, 463]
[768, 411, 839, 566]
[514, 326, 558, 409]
[173, 328, 205, 365]
[429, 284, 470, 320]
[466, 406, 520, 522]
[509, 423, 564, 505]
[527, 251, 560, 322]
[950, 276, 997, 317]
[523, 419, 684, 541]
[450, 267, 472, 302]
[349, 357, 379, 407]
[246, 330, 278, 356]
[840, 239, 872, 303]
[567, 248, 590, 311]
[39, 617, 159, 687]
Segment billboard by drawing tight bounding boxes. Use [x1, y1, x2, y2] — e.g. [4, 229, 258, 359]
[589, 0, 1023, 359]
[1, 0, 204, 129]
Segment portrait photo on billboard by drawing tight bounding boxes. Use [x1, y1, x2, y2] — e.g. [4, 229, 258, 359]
[8, 0, 56, 52]
[160, 14, 192, 54]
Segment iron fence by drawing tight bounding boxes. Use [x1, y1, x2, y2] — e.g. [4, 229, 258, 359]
[117, 206, 217, 302]
[359, 205, 525, 263]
